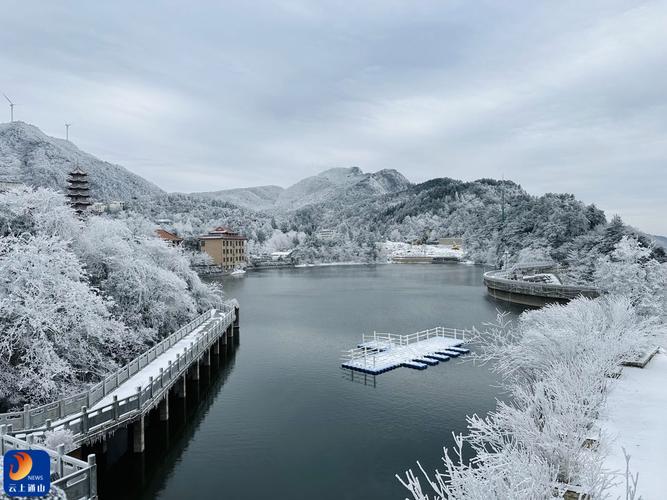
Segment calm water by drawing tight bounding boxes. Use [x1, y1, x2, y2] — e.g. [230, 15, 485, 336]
[97, 264, 524, 499]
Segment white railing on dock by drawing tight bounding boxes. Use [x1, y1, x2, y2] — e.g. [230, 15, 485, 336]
[362, 327, 467, 346]
[2, 305, 236, 439]
[341, 326, 468, 364]
[0, 428, 97, 499]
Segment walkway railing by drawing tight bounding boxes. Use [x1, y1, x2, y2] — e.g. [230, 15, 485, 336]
[9, 307, 235, 442]
[483, 270, 600, 300]
[342, 326, 468, 364]
[0, 428, 97, 499]
[0, 306, 232, 433]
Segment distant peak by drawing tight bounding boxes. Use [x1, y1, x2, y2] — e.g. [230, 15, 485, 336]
[0, 120, 45, 137]
[316, 166, 364, 177]
[372, 168, 409, 178]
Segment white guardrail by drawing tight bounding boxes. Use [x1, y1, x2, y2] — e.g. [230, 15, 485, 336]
[483, 270, 600, 300]
[341, 326, 468, 363]
[7, 307, 236, 442]
[1, 429, 97, 499]
[1, 303, 237, 435]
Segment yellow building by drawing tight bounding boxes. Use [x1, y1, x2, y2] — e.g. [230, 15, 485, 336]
[199, 226, 248, 269]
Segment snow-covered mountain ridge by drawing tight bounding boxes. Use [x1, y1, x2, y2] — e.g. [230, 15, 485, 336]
[0, 121, 163, 201]
[191, 166, 411, 211]
[195, 185, 283, 211]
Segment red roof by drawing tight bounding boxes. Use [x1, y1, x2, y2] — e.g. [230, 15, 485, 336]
[156, 229, 183, 242]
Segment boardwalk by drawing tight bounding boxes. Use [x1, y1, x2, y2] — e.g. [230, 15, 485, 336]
[0, 301, 240, 499]
[1, 302, 239, 454]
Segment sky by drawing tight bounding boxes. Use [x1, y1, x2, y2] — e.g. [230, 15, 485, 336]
[1, 0, 666, 234]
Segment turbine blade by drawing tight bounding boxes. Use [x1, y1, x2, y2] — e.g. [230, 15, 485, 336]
[3, 93, 12, 104]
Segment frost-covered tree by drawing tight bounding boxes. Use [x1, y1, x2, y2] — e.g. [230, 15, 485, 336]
[595, 236, 667, 317]
[398, 297, 652, 499]
[41, 429, 76, 453]
[0, 186, 81, 239]
[75, 214, 220, 337]
[0, 187, 223, 408]
[512, 246, 554, 267]
[0, 235, 133, 406]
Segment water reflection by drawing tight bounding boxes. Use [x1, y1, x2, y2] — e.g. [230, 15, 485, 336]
[95, 337, 240, 499]
[341, 368, 378, 388]
[95, 264, 529, 500]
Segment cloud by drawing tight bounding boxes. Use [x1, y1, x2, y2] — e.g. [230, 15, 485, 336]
[0, 0, 665, 233]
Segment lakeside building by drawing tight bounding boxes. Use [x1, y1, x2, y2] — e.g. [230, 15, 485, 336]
[156, 229, 183, 246]
[247, 250, 295, 269]
[199, 226, 248, 269]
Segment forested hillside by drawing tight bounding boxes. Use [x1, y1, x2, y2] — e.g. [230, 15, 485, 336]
[0, 187, 221, 408]
[0, 122, 163, 200]
[2, 122, 662, 274]
[280, 177, 665, 272]
[1, 123, 664, 410]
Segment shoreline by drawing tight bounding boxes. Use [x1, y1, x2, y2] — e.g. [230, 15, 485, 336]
[294, 261, 371, 268]
[249, 259, 479, 271]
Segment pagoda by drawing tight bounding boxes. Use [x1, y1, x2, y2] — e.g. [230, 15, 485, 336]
[66, 167, 92, 215]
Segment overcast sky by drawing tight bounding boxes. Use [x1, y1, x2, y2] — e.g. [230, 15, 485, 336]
[2, 1, 665, 233]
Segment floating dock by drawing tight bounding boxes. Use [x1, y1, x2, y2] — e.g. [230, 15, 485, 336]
[341, 327, 469, 375]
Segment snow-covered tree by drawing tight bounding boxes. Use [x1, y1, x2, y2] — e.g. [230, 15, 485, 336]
[594, 236, 667, 317]
[512, 246, 554, 267]
[0, 186, 81, 239]
[76, 214, 221, 337]
[41, 429, 76, 453]
[398, 297, 652, 499]
[0, 235, 133, 405]
[0, 187, 223, 408]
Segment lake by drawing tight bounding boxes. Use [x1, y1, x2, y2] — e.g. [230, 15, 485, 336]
[97, 264, 525, 499]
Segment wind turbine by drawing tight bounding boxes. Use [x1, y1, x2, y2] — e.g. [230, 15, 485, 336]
[65, 123, 72, 141]
[3, 94, 15, 122]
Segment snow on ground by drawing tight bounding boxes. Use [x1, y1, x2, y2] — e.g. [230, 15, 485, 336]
[521, 273, 561, 284]
[93, 311, 223, 407]
[599, 349, 667, 499]
[381, 241, 465, 260]
[43, 311, 226, 430]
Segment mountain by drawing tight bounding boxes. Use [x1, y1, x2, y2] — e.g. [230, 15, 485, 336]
[195, 185, 283, 211]
[191, 166, 411, 211]
[652, 235, 667, 249]
[0, 122, 163, 200]
[2, 121, 659, 269]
